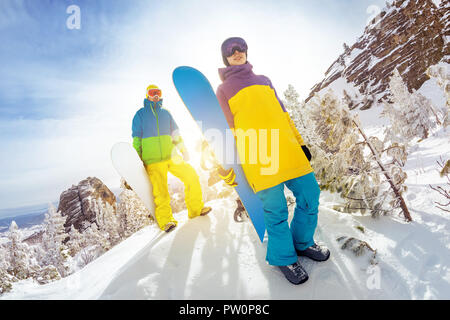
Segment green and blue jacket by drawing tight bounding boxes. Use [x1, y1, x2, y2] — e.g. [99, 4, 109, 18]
[132, 99, 184, 165]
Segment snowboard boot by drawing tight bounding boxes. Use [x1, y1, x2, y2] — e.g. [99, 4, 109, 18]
[233, 199, 248, 222]
[296, 243, 330, 262]
[278, 261, 309, 285]
[163, 222, 177, 233]
[200, 206, 212, 216]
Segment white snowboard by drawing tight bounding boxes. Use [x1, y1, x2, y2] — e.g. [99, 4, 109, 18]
[111, 142, 155, 218]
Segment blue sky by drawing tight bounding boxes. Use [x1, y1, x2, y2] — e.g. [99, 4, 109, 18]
[0, 0, 388, 212]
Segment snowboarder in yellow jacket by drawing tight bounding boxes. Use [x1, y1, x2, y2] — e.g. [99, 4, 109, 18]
[132, 84, 211, 232]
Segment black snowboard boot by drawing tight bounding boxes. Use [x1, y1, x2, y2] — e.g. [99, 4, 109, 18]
[278, 261, 309, 285]
[296, 243, 330, 262]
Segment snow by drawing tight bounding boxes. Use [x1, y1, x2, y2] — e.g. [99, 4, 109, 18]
[347, 48, 363, 64]
[317, 77, 358, 101]
[2, 129, 450, 300]
[431, 0, 442, 8]
[417, 68, 448, 110]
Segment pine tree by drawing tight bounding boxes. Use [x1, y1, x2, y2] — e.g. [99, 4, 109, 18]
[0, 244, 13, 295]
[306, 90, 412, 221]
[40, 204, 70, 277]
[0, 244, 8, 271]
[306, 91, 373, 203]
[6, 221, 32, 279]
[382, 69, 438, 144]
[96, 199, 121, 251]
[283, 84, 314, 145]
[116, 178, 152, 238]
[352, 121, 412, 221]
[67, 225, 83, 257]
[77, 221, 105, 267]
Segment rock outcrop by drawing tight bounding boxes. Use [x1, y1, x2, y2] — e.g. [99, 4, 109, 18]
[57, 177, 116, 232]
[307, 0, 449, 109]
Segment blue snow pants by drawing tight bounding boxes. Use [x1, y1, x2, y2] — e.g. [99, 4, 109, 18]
[256, 172, 321, 266]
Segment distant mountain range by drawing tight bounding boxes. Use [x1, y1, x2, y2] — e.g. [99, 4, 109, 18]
[0, 210, 47, 233]
[0, 202, 57, 232]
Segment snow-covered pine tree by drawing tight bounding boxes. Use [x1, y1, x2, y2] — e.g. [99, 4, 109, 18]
[40, 204, 70, 277]
[77, 221, 105, 267]
[382, 69, 438, 144]
[306, 91, 379, 214]
[426, 64, 449, 127]
[96, 199, 121, 251]
[306, 90, 412, 221]
[352, 122, 412, 221]
[67, 225, 83, 257]
[6, 221, 33, 280]
[116, 178, 152, 238]
[0, 244, 8, 272]
[283, 84, 318, 146]
[0, 244, 13, 294]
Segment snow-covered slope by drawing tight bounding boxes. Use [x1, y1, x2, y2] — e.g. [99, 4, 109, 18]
[3, 126, 449, 300]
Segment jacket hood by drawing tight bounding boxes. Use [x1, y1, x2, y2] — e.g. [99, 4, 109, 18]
[218, 62, 254, 82]
[144, 98, 163, 110]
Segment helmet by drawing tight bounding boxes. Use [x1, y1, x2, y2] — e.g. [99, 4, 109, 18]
[221, 37, 248, 66]
[146, 84, 162, 99]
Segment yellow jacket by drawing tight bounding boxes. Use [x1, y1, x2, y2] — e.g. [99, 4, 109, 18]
[217, 63, 313, 193]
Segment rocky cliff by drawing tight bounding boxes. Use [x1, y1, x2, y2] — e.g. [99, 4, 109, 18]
[57, 177, 116, 232]
[307, 0, 449, 109]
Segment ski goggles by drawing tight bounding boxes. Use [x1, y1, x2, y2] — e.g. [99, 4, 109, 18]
[222, 37, 247, 57]
[147, 89, 162, 97]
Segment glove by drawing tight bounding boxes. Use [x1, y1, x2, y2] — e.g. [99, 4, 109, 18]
[217, 166, 238, 187]
[302, 145, 312, 161]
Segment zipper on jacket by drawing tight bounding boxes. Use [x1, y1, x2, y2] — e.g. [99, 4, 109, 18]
[151, 102, 163, 161]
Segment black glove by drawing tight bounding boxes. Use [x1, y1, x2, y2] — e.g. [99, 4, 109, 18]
[302, 145, 312, 161]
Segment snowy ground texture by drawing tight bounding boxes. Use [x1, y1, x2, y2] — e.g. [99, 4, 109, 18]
[2, 123, 449, 300]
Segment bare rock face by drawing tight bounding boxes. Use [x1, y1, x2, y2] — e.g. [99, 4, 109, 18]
[307, 0, 449, 108]
[57, 177, 116, 232]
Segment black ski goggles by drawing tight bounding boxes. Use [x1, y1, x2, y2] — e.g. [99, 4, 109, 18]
[222, 38, 248, 57]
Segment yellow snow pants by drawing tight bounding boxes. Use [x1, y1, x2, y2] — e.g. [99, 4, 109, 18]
[145, 157, 205, 230]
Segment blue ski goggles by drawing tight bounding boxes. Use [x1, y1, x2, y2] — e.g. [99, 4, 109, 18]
[222, 37, 248, 57]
